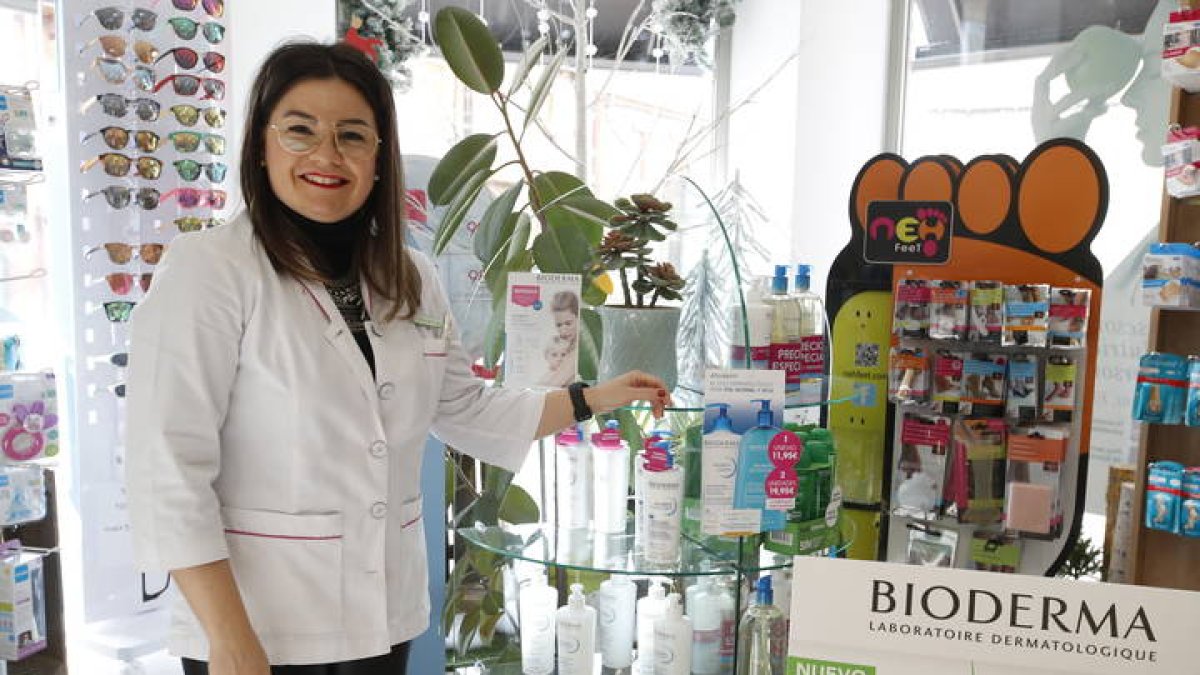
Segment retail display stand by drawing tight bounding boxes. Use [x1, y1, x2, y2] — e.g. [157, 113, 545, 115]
[827, 139, 1108, 574]
[1130, 87, 1200, 591]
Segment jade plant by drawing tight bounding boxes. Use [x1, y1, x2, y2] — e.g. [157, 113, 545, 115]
[598, 193, 686, 307]
[429, 6, 619, 380]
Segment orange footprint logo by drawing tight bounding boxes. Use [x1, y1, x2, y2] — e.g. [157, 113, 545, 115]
[828, 138, 1107, 571]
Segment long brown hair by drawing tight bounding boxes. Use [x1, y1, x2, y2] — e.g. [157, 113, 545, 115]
[240, 42, 420, 321]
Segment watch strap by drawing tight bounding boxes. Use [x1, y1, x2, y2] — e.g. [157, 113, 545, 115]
[567, 382, 593, 423]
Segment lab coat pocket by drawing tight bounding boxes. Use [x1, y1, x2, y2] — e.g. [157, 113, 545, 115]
[222, 508, 344, 638]
[391, 497, 430, 622]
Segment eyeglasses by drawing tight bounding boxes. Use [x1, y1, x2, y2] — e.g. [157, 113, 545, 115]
[79, 36, 159, 64]
[80, 7, 157, 31]
[172, 216, 223, 232]
[156, 47, 225, 74]
[167, 131, 225, 154]
[269, 117, 382, 161]
[161, 188, 227, 209]
[100, 301, 136, 323]
[84, 186, 161, 210]
[168, 104, 225, 128]
[173, 159, 227, 182]
[167, 17, 225, 44]
[152, 74, 225, 100]
[80, 154, 163, 180]
[101, 272, 153, 295]
[81, 127, 160, 153]
[92, 58, 156, 90]
[83, 94, 161, 121]
[172, 0, 225, 18]
[85, 243, 166, 265]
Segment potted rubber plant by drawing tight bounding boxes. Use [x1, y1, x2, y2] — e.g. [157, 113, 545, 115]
[595, 193, 686, 389]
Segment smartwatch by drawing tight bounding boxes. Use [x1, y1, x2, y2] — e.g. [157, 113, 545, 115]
[567, 382, 593, 423]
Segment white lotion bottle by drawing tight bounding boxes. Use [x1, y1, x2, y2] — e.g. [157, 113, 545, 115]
[636, 580, 669, 675]
[653, 593, 693, 675]
[596, 575, 637, 673]
[556, 425, 592, 529]
[730, 276, 775, 370]
[702, 403, 741, 535]
[686, 577, 733, 675]
[643, 442, 685, 566]
[519, 573, 557, 675]
[556, 583, 597, 675]
[592, 420, 631, 534]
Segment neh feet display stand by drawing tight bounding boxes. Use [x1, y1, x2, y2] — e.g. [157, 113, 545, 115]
[826, 139, 1108, 575]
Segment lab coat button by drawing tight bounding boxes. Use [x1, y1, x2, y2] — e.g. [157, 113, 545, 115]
[370, 502, 387, 519]
[378, 382, 395, 399]
[369, 440, 388, 458]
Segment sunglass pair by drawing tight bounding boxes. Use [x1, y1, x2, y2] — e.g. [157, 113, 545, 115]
[78, 1, 221, 31]
[152, 74, 225, 101]
[167, 17, 225, 44]
[79, 36, 158, 64]
[83, 94, 160, 122]
[92, 58, 155, 90]
[100, 272, 153, 296]
[166, 131, 226, 154]
[80, 153, 162, 180]
[157, 47, 226, 74]
[85, 186, 160, 210]
[85, 243, 166, 265]
[98, 300, 136, 323]
[82, 127, 160, 153]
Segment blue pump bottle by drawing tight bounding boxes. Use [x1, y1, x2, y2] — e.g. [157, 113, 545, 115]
[732, 399, 784, 531]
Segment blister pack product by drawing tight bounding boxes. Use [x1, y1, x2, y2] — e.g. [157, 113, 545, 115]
[950, 418, 1007, 526]
[1162, 127, 1200, 199]
[1187, 356, 1200, 427]
[888, 346, 930, 404]
[1142, 242, 1200, 308]
[932, 351, 966, 415]
[905, 525, 958, 567]
[893, 279, 932, 339]
[1006, 355, 1040, 423]
[1181, 467, 1200, 537]
[930, 280, 969, 341]
[968, 281, 1004, 344]
[1043, 355, 1079, 423]
[1005, 426, 1069, 538]
[1048, 288, 1091, 348]
[1146, 461, 1184, 534]
[971, 533, 1021, 573]
[1132, 352, 1189, 425]
[1002, 284, 1050, 347]
[962, 353, 1007, 417]
[893, 414, 952, 519]
[0, 372, 59, 462]
[0, 466, 44, 526]
[0, 543, 45, 661]
[0, 87, 40, 170]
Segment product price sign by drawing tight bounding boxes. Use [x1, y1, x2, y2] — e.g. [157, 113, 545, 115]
[863, 201, 954, 265]
[786, 558, 1200, 675]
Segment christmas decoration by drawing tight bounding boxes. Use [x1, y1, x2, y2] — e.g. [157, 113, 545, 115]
[337, 0, 427, 91]
[651, 0, 739, 68]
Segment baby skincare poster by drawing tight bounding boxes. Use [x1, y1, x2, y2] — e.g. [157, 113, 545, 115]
[702, 369, 794, 536]
[504, 273, 582, 390]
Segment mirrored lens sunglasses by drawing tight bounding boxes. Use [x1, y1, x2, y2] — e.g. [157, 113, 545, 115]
[102, 272, 153, 295]
[152, 74, 225, 100]
[92, 58, 156, 90]
[80, 7, 157, 31]
[171, 0, 224, 18]
[167, 17, 225, 44]
[84, 186, 161, 210]
[79, 36, 158, 64]
[168, 104, 225, 128]
[173, 160, 227, 182]
[98, 300, 136, 323]
[80, 154, 163, 179]
[156, 47, 225, 74]
[173, 216, 223, 232]
[161, 188, 227, 209]
[84, 242, 166, 265]
[167, 131, 225, 154]
[81, 127, 160, 153]
[84, 94, 161, 121]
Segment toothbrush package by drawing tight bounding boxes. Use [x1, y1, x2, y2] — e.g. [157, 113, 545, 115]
[929, 280, 969, 341]
[893, 279, 932, 339]
[1132, 352, 1189, 425]
[888, 346, 930, 404]
[968, 281, 1004, 344]
[1002, 284, 1050, 347]
[892, 414, 951, 519]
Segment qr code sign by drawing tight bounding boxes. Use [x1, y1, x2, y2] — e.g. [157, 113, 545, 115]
[855, 342, 879, 368]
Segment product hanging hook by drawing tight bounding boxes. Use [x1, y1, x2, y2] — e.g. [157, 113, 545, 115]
[0, 269, 46, 284]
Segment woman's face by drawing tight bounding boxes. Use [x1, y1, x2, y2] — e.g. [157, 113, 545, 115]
[264, 78, 379, 223]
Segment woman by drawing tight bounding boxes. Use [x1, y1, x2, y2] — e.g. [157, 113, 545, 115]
[126, 42, 669, 674]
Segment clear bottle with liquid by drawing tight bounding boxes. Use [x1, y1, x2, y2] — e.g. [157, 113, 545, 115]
[636, 580, 670, 675]
[520, 573, 558, 675]
[736, 576, 785, 675]
[790, 264, 828, 424]
[556, 583, 597, 675]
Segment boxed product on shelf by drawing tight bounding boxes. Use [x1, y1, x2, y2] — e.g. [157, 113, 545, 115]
[1043, 355, 1079, 423]
[0, 543, 45, 661]
[0, 465, 45, 526]
[887, 346, 929, 404]
[1142, 242, 1200, 308]
[1006, 354, 1040, 423]
[967, 281, 1004, 344]
[932, 350, 967, 415]
[1163, 126, 1200, 199]
[962, 353, 1007, 417]
[1132, 352, 1190, 425]
[0, 85, 41, 171]
[1163, 9, 1200, 92]
[1181, 467, 1200, 537]
[1048, 287, 1091, 348]
[893, 279, 931, 339]
[929, 280, 969, 341]
[1002, 284, 1050, 347]
[1004, 426, 1069, 538]
[1146, 461, 1185, 534]
[1187, 356, 1200, 426]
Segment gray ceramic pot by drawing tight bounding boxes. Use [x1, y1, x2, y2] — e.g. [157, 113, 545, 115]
[594, 305, 680, 390]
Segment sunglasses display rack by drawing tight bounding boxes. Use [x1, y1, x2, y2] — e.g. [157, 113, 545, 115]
[61, 0, 230, 632]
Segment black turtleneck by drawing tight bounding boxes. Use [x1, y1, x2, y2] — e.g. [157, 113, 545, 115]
[285, 203, 376, 376]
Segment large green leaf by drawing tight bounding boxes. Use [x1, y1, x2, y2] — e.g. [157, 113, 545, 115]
[524, 46, 570, 130]
[531, 171, 594, 207]
[507, 35, 549, 98]
[482, 251, 534, 368]
[579, 307, 602, 381]
[429, 134, 498, 206]
[498, 484, 539, 524]
[473, 181, 523, 264]
[434, 170, 489, 255]
[434, 7, 504, 94]
[506, 213, 532, 263]
[532, 222, 593, 275]
[455, 608, 480, 656]
[543, 195, 617, 246]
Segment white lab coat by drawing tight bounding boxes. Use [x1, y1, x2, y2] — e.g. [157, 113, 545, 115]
[125, 212, 545, 665]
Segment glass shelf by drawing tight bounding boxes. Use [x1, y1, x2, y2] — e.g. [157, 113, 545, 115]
[456, 522, 794, 578]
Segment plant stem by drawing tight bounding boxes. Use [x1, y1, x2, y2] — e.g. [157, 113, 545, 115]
[493, 91, 544, 220]
[619, 267, 632, 307]
[650, 289, 660, 307]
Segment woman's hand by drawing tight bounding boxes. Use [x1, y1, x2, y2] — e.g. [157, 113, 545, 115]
[206, 640, 270, 675]
[586, 370, 672, 419]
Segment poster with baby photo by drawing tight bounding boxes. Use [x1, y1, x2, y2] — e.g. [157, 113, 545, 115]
[504, 272, 582, 390]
